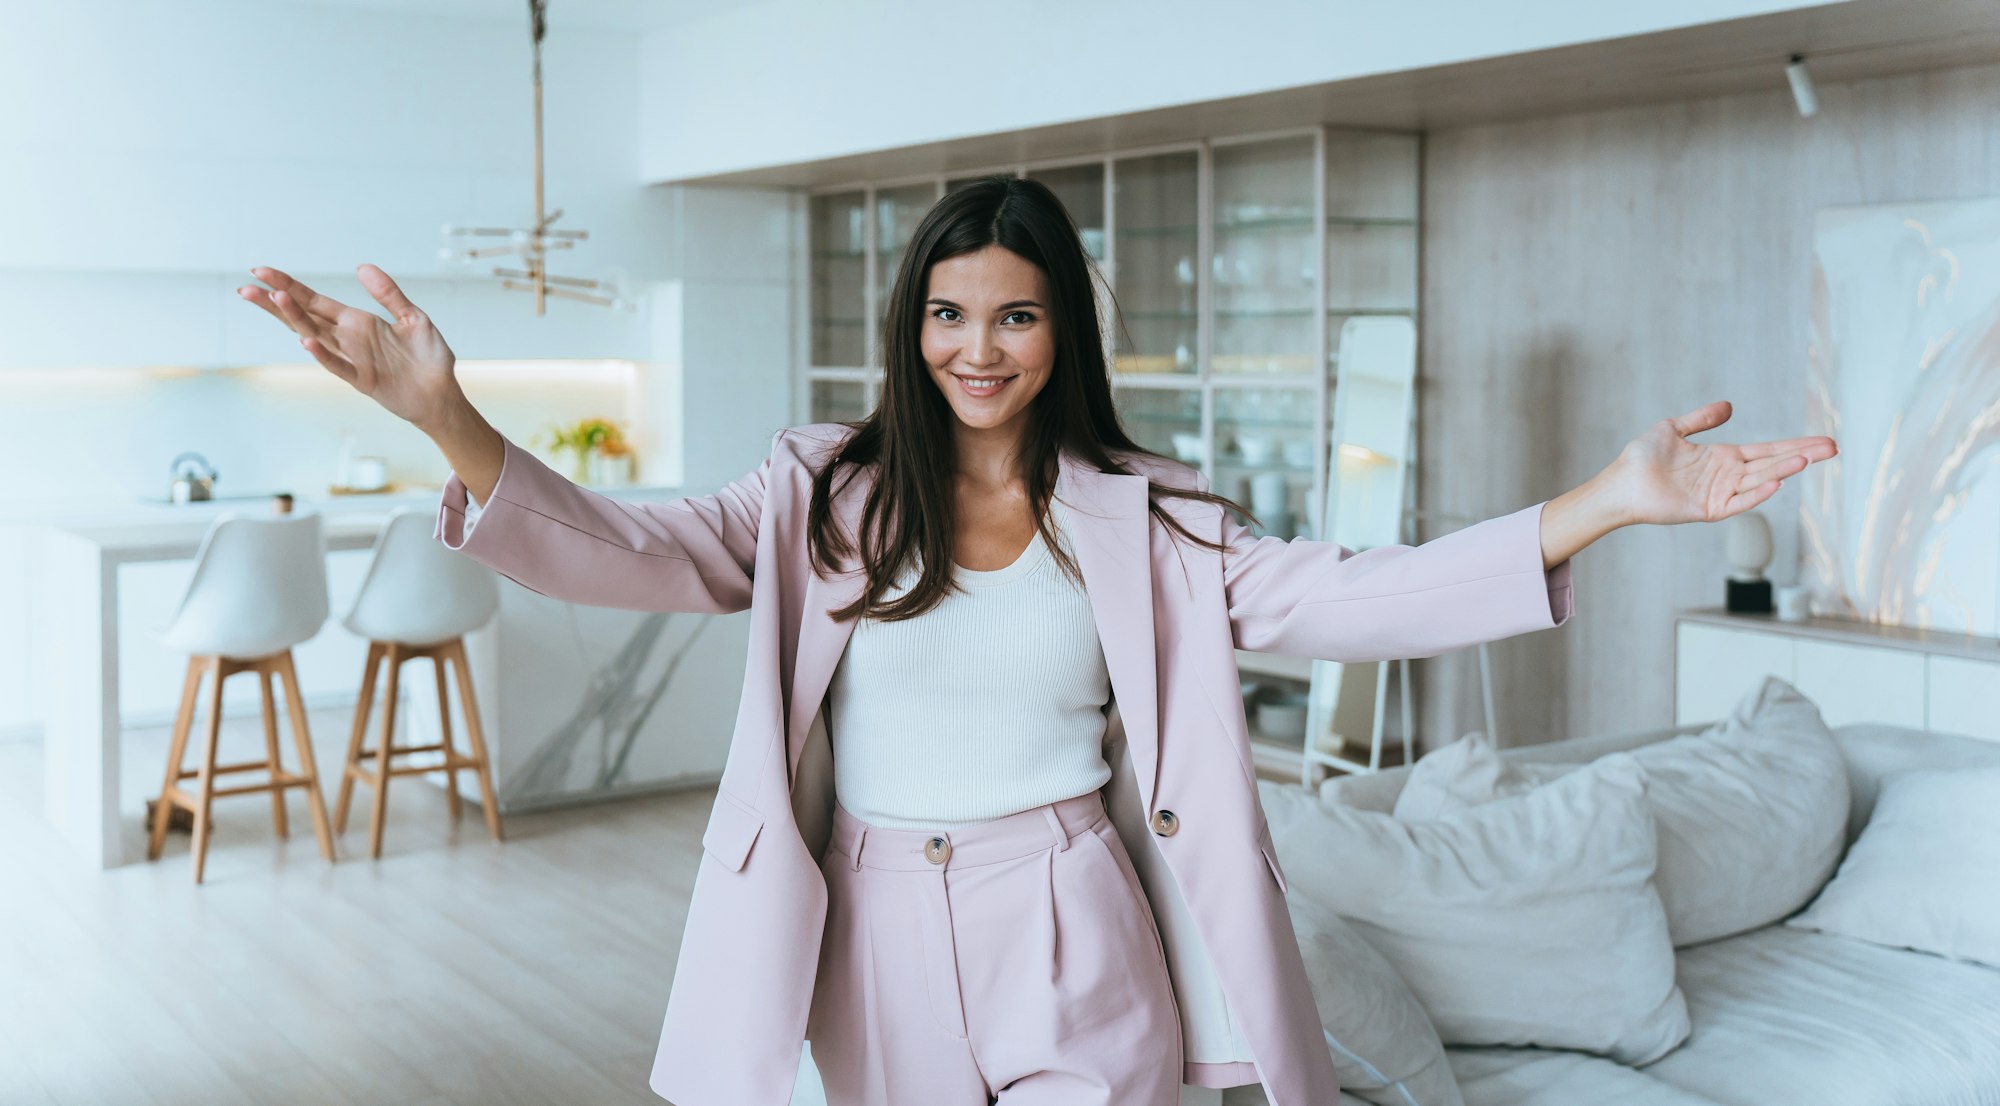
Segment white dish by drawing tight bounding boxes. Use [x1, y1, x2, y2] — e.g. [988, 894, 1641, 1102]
[1238, 433, 1276, 465]
[1257, 699, 1309, 740]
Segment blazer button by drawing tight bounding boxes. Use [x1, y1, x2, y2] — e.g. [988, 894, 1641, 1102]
[924, 836, 951, 865]
[1150, 809, 1179, 837]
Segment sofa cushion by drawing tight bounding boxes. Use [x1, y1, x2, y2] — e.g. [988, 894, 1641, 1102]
[1447, 1048, 1726, 1106]
[1267, 753, 1689, 1065]
[1787, 767, 2000, 970]
[1390, 676, 1849, 947]
[1639, 924, 2000, 1106]
[1262, 780, 1466, 1106]
[1827, 724, 2000, 845]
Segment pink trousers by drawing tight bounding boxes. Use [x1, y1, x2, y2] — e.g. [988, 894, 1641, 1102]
[806, 789, 1185, 1105]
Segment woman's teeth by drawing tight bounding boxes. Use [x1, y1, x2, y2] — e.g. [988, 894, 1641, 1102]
[958, 375, 1012, 397]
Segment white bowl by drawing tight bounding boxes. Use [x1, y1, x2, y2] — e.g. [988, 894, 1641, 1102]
[1256, 699, 1309, 740]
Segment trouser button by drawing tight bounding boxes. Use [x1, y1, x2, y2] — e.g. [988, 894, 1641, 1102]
[924, 836, 951, 864]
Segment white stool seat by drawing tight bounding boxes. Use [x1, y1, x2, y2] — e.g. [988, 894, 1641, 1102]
[156, 513, 330, 660]
[342, 509, 499, 645]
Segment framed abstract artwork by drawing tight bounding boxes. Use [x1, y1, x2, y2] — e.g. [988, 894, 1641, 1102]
[1804, 198, 2000, 637]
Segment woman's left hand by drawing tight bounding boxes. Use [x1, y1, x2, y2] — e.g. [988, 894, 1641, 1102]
[1602, 400, 1838, 527]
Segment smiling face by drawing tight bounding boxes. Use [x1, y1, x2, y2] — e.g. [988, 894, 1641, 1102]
[921, 244, 1056, 442]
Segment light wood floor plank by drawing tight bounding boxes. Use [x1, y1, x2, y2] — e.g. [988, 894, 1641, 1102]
[0, 702, 712, 1105]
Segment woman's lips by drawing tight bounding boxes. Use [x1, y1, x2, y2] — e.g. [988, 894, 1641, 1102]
[956, 374, 1014, 398]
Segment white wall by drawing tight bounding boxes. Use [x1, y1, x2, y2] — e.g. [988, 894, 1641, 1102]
[0, 0, 674, 370]
[635, 0, 1852, 182]
[3, 1, 667, 279]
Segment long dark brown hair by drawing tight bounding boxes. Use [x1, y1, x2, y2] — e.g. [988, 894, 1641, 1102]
[807, 174, 1259, 622]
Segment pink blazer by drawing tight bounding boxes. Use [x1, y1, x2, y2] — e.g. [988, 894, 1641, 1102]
[433, 421, 1575, 1106]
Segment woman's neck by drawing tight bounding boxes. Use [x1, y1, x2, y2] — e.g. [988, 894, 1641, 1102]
[951, 422, 1030, 491]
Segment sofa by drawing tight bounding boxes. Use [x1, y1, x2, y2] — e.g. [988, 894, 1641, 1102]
[1233, 685, 2000, 1106]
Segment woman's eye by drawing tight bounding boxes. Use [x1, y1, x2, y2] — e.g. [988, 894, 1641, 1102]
[1005, 311, 1036, 325]
[930, 307, 959, 322]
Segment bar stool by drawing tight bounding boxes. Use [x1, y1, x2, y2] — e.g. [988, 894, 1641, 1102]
[336, 508, 503, 859]
[147, 512, 337, 884]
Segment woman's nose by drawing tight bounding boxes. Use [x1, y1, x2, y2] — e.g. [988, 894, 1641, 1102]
[963, 324, 1000, 366]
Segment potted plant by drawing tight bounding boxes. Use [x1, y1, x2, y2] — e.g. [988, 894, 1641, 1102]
[536, 417, 633, 485]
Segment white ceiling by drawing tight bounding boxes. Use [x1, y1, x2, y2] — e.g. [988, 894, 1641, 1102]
[257, 0, 753, 33]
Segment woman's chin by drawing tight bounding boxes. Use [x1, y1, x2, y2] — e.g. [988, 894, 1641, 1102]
[946, 401, 1027, 432]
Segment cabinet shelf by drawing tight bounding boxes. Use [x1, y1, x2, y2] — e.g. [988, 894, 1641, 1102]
[1125, 308, 1324, 321]
[1218, 216, 1313, 233]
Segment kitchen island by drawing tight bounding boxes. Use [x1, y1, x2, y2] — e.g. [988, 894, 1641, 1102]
[17, 485, 748, 870]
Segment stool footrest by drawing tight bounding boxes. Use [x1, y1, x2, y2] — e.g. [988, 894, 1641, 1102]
[354, 742, 448, 759]
[345, 753, 483, 783]
[160, 771, 310, 805]
[177, 758, 283, 779]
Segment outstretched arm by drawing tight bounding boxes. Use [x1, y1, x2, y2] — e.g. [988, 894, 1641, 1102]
[1540, 399, 1839, 567]
[237, 261, 772, 614]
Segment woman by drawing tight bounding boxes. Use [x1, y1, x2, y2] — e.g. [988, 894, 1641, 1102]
[239, 175, 1835, 1106]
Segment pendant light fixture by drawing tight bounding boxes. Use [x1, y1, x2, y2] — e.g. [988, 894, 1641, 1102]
[440, 0, 632, 314]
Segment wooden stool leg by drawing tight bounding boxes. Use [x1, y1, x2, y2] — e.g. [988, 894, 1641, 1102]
[432, 651, 462, 822]
[336, 642, 383, 835]
[258, 669, 289, 839]
[190, 657, 226, 885]
[367, 644, 403, 859]
[447, 639, 504, 843]
[276, 651, 336, 863]
[148, 657, 203, 861]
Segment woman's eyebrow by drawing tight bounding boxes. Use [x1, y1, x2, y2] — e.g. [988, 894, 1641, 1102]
[926, 297, 1044, 310]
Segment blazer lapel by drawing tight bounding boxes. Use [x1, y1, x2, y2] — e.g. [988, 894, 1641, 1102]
[782, 447, 1161, 811]
[1053, 449, 1162, 813]
[786, 464, 871, 789]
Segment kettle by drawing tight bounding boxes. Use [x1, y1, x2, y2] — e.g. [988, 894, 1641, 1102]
[169, 452, 219, 504]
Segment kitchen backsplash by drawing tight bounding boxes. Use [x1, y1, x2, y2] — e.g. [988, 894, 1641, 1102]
[0, 360, 648, 516]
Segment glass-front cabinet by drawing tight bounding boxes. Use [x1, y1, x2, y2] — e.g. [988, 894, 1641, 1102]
[802, 127, 1419, 548]
[801, 127, 1422, 779]
[1109, 150, 1200, 377]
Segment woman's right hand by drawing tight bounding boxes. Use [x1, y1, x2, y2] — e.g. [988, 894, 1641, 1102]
[238, 264, 464, 433]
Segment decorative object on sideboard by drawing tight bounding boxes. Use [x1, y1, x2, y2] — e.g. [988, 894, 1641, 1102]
[1724, 510, 1775, 614]
[168, 452, 217, 503]
[438, 0, 635, 315]
[1775, 583, 1812, 622]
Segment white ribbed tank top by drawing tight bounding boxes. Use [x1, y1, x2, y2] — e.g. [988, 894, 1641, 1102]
[825, 499, 1114, 830]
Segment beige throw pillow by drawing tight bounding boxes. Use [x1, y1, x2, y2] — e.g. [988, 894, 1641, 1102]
[1786, 767, 2000, 969]
[1394, 676, 1850, 947]
[1275, 755, 1690, 1064]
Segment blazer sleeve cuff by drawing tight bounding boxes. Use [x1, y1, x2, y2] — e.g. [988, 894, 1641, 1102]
[434, 434, 518, 557]
[1531, 499, 1575, 629]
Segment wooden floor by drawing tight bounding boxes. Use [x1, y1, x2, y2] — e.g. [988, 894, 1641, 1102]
[0, 704, 716, 1105]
